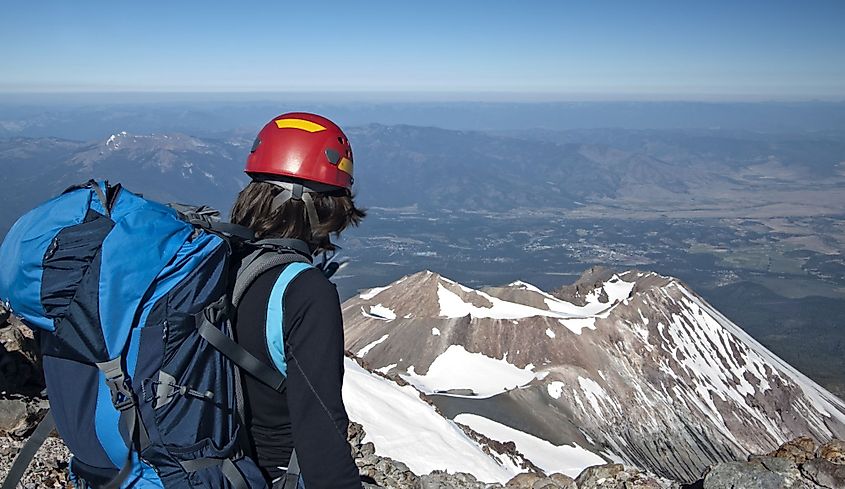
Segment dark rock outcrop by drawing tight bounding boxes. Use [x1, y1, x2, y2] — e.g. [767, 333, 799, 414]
[551, 267, 617, 306]
[0, 309, 44, 397]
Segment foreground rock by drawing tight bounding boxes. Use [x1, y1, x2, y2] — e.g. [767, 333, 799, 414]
[696, 437, 845, 489]
[0, 310, 47, 440]
[0, 435, 70, 489]
[0, 310, 67, 488]
[5, 406, 844, 488]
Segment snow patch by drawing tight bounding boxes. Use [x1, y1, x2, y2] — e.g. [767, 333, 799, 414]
[432, 327, 441, 336]
[437, 283, 566, 320]
[545, 328, 556, 339]
[454, 413, 606, 477]
[402, 345, 538, 397]
[543, 275, 635, 317]
[360, 286, 391, 300]
[547, 381, 565, 399]
[376, 363, 397, 374]
[509, 280, 545, 293]
[578, 377, 611, 414]
[362, 304, 396, 321]
[558, 317, 597, 335]
[356, 334, 389, 357]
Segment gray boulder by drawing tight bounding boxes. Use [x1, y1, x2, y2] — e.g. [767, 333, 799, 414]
[800, 458, 845, 489]
[418, 470, 493, 488]
[702, 460, 800, 489]
[697, 437, 845, 489]
[505, 473, 544, 488]
[575, 464, 625, 488]
[547, 473, 577, 489]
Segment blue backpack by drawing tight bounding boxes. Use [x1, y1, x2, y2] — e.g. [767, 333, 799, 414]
[0, 181, 313, 489]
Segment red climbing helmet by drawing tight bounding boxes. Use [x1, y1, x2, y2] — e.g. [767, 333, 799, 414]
[245, 112, 354, 189]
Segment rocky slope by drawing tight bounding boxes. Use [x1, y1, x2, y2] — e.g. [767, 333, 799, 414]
[343, 268, 845, 482]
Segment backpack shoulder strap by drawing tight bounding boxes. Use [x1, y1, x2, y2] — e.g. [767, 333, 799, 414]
[232, 248, 311, 308]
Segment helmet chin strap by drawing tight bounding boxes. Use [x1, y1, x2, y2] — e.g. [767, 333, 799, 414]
[263, 180, 322, 231]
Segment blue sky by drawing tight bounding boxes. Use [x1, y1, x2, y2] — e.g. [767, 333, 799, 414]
[1, 0, 843, 100]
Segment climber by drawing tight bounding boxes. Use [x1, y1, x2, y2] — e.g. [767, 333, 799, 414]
[230, 112, 366, 489]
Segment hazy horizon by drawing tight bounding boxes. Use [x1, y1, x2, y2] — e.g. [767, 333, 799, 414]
[1, 91, 844, 105]
[2, 99, 844, 140]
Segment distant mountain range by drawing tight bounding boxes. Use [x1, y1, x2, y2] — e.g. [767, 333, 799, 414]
[2, 124, 843, 235]
[0, 133, 249, 233]
[342, 268, 845, 483]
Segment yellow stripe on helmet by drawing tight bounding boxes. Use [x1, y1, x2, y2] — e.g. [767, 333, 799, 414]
[275, 118, 327, 132]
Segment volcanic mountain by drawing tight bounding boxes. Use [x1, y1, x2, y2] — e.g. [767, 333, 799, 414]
[342, 269, 845, 482]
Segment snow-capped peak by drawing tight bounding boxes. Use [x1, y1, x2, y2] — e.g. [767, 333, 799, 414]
[343, 268, 845, 482]
[351, 270, 636, 324]
[105, 131, 129, 148]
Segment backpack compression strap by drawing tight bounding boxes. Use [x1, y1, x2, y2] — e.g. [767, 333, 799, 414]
[178, 457, 249, 489]
[96, 356, 151, 489]
[196, 308, 287, 391]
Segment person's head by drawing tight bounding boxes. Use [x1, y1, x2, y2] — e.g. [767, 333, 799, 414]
[231, 112, 365, 253]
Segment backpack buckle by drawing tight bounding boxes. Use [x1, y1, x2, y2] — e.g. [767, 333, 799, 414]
[106, 374, 135, 411]
[95, 357, 136, 411]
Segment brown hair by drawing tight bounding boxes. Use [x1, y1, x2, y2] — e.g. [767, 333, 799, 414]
[230, 180, 366, 252]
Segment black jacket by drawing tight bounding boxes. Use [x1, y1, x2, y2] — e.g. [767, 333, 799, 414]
[233, 263, 360, 488]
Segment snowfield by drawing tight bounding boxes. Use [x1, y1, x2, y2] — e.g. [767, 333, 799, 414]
[359, 285, 391, 300]
[342, 358, 519, 483]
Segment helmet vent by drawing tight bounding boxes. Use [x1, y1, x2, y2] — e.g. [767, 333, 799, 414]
[325, 148, 341, 165]
[250, 137, 261, 153]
